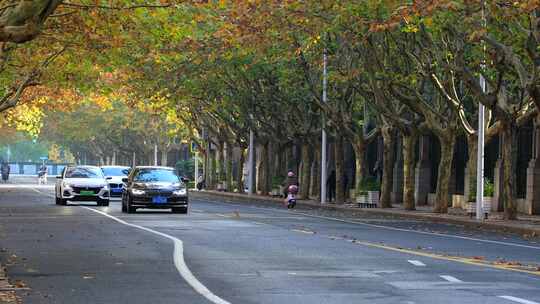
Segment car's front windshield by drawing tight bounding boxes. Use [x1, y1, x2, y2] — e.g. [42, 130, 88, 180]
[102, 167, 130, 177]
[65, 167, 103, 179]
[134, 169, 181, 184]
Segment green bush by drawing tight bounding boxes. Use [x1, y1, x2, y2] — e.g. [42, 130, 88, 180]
[175, 159, 195, 179]
[272, 175, 285, 189]
[484, 179, 494, 197]
[359, 177, 380, 194]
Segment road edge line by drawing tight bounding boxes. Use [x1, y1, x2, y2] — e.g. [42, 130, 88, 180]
[81, 207, 231, 304]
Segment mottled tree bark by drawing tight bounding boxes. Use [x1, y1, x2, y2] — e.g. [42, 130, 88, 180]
[501, 123, 518, 220]
[352, 141, 366, 198]
[402, 132, 417, 210]
[225, 142, 233, 192]
[335, 134, 345, 204]
[236, 148, 245, 194]
[299, 143, 312, 199]
[465, 134, 478, 202]
[310, 144, 321, 200]
[380, 127, 395, 208]
[434, 135, 456, 213]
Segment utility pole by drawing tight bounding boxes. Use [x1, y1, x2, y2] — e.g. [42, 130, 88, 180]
[247, 128, 255, 195]
[476, 1, 487, 220]
[320, 49, 328, 204]
[132, 151, 136, 167]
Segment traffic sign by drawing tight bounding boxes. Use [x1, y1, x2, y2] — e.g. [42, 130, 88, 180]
[39, 156, 48, 160]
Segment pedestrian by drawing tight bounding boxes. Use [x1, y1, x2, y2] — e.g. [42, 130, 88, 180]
[327, 170, 336, 202]
[282, 171, 299, 198]
[38, 164, 48, 185]
[1, 161, 10, 183]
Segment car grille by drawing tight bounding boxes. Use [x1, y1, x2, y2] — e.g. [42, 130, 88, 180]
[108, 183, 122, 189]
[145, 189, 173, 196]
[72, 186, 102, 194]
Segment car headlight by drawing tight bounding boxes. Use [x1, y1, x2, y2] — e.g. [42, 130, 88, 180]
[62, 182, 73, 190]
[173, 188, 187, 196]
[103, 184, 110, 191]
[131, 189, 145, 195]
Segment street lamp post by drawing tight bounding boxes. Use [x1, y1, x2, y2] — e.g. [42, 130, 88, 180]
[320, 49, 328, 204]
[476, 1, 487, 220]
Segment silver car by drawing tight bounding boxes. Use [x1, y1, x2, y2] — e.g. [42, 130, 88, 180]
[101, 166, 131, 198]
[55, 166, 110, 206]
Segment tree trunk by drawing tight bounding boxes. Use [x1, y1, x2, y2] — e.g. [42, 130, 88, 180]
[257, 142, 270, 195]
[352, 140, 366, 197]
[161, 147, 169, 167]
[335, 134, 345, 204]
[380, 127, 395, 208]
[236, 148, 245, 194]
[299, 143, 312, 199]
[225, 142, 233, 192]
[434, 135, 456, 213]
[501, 123, 518, 220]
[466, 134, 478, 202]
[216, 141, 225, 185]
[208, 148, 216, 189]
[310, 144, 321, 200]
[402, 132, 417, 210]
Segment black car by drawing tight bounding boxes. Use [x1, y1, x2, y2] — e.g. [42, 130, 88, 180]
[121, 166, 188, 214]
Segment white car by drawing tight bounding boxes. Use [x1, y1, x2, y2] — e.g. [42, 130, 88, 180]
[55, 166, 110, 206]
[101, 166, 131, 198]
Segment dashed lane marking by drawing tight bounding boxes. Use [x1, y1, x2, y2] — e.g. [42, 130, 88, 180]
[291, 229, 315, 234]
[408, 260, 426, 267]
[439, 275, 463, 283]
[498, 296, 540, 304]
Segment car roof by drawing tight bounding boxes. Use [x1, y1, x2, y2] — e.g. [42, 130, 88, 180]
[100, 166, 131, 168]
[135, 166, 175, 170]
[66, 165, 100, 169]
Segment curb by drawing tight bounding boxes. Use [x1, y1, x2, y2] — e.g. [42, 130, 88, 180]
[191, 191, 540, 237]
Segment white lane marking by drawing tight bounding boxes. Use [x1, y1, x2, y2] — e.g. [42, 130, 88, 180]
[439, 275, 463, 283]
[291, 229, 315, 234]
[202, 199, 540, 250]
[80, 207, 231, 304]
[408, 260, 426, 267]
[498, 296, 540, 304]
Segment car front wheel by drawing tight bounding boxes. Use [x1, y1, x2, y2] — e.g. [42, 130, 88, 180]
[121, 196, 127, 212]
[126, 195, 136, 213]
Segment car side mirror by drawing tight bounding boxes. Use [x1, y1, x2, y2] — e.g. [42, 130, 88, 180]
[122, 178, 129, 183]
[181, 177, 189, 183]
[56, 175, 62, 179]
[106, 177, 113, 180]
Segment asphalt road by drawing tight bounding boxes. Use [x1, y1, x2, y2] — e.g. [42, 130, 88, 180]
[0, 184, 539, 304]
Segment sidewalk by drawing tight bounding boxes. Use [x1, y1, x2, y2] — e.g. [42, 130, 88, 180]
[192, 190, 540, 237]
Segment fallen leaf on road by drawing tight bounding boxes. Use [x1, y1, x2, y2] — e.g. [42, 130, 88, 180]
[14, 280, 26, 288]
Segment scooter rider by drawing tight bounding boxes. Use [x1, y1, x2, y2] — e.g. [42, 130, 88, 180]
[282, 171, 298, 197]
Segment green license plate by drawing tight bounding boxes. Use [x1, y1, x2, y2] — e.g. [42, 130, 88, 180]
[80, 190, 95, 196]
